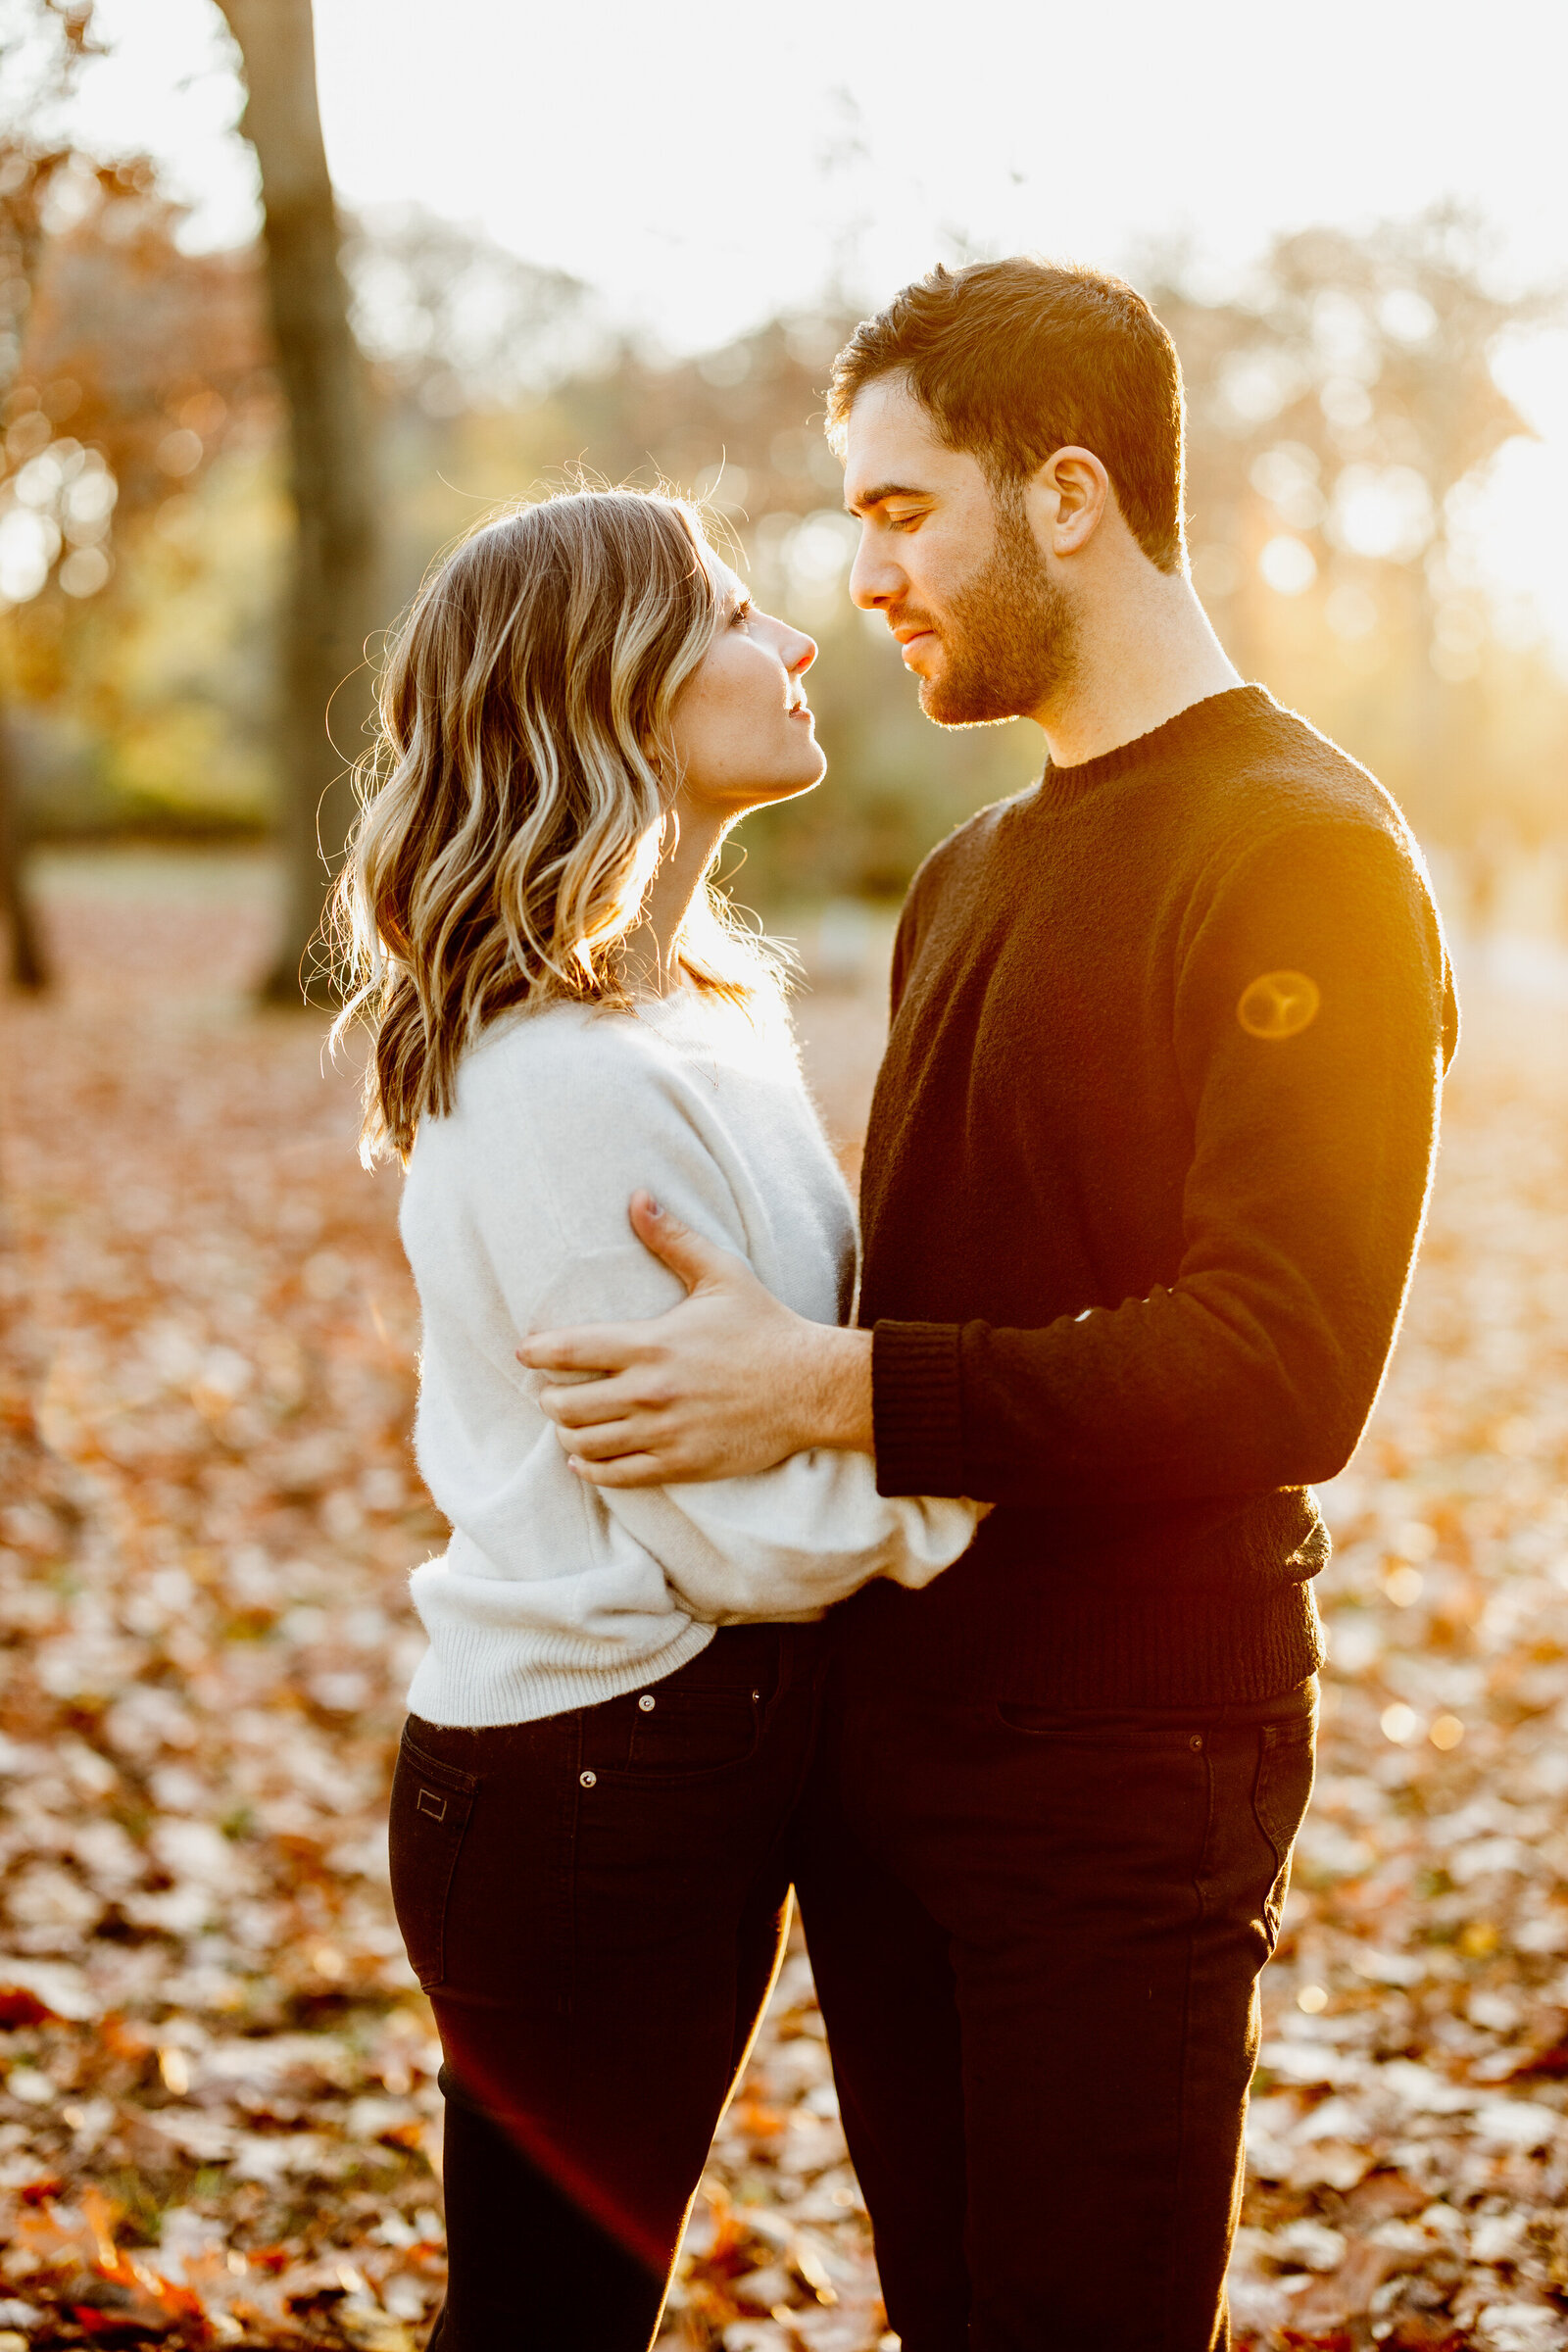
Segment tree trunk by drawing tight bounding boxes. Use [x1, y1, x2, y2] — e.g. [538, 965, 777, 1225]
[215, 0, 379, 1004]
[0, 161, 49, 993]
[0, 719, 46, 991]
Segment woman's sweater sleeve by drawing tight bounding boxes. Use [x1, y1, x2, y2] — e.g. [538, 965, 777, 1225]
[477, 1038, 980, 1621]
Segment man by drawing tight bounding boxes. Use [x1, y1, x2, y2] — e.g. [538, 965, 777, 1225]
[522, 260, 1457, 2349]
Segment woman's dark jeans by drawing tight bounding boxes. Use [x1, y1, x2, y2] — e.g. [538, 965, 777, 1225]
[388, 1623, 824, 2351]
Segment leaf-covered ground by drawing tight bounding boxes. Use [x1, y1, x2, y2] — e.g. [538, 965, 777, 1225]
[0, 852, 1565, 2351]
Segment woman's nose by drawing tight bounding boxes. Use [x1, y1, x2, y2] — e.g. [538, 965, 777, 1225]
[788, 631, 817, 675]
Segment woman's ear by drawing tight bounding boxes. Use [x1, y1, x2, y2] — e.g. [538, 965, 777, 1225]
[640, 734, 674, 798]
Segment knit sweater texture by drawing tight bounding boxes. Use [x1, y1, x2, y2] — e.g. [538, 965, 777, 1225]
[399, 991, 978, 1727]
[842, 684, 1458, 1706]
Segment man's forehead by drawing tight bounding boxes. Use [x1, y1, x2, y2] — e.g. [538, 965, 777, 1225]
[843, 376, 966, 509]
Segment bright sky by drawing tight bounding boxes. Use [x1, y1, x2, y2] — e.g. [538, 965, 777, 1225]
[67, 0, 1568, 655]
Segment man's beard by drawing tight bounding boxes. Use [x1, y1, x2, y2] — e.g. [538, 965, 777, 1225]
[916, 493, 1077, 727]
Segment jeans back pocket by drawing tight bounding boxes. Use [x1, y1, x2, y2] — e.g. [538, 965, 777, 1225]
[388, 1730, 479, 1990]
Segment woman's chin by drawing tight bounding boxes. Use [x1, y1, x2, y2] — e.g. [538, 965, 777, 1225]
[734, 760, 827, 811]
[780, 757, 828, 804]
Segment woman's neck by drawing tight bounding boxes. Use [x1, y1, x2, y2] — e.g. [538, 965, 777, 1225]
[620, 805, 727, 997]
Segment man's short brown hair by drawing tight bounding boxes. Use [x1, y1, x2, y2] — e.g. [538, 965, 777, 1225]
[828, 258, 1187, 574]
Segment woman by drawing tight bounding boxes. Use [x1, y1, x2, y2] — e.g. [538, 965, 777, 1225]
[333, 487, 979, 2349]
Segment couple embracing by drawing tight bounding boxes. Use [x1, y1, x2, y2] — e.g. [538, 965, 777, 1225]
[337, 259, 1457, 2350]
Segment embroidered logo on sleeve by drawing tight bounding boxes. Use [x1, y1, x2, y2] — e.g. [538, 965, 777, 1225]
[1237, 970, 1322, 1041]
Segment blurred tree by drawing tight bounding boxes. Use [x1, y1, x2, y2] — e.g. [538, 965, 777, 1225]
[7, 202, 585, 854]
[18, 178, 272, 827]
[0, 0, 96, 988]
[3, 151, 270, 825]
[1147, 210, 1564, 843]
[344, 205, 599, 420]
[1, 0, 263, 981]
[214, 0, 379, 1004]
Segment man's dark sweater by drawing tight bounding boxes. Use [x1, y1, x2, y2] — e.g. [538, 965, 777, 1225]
[843, 684, 1458, 1707]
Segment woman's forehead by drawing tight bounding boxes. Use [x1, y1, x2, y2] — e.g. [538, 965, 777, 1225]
[706, 550, 745, 605]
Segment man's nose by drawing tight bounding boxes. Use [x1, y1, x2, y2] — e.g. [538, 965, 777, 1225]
[849, 532, 902, 611]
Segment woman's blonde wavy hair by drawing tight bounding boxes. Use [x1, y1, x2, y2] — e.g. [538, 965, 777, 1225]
[331, 486, 783, 1166]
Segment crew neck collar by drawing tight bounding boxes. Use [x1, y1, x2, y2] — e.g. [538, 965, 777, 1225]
[1038, 684, 1275, 800]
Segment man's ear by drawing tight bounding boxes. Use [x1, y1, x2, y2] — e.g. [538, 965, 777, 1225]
[1028, 446, 1110, 559]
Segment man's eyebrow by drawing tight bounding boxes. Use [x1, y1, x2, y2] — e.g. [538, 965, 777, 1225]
[845, 480, 934, 515]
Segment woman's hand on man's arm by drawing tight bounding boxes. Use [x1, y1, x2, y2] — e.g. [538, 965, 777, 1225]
[517, 1193, 874, 1487]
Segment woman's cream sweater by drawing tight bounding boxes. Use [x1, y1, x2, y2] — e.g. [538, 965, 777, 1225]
[398, 989, 979, 1726]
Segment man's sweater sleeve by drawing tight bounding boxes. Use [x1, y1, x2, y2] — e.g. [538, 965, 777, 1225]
[872, 820, 1457, 1504]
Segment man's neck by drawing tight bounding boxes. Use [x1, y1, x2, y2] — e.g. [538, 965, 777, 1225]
[1033, 567, 1242, 770]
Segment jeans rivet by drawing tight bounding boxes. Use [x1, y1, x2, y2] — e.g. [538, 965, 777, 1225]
[1189, 1735, 1203, 1751]
[638, 1694, 656, 1712]
[579, 1769, 597, 1788]
[752, 1690, 761, 1702]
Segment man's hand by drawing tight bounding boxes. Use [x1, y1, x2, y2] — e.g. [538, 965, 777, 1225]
[516, 1192, 873, 1487]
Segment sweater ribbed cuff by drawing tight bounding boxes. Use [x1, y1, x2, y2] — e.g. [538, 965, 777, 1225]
[872, 1320, 966, 1497]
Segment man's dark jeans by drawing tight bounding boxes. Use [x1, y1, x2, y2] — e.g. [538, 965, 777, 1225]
[387, 1623, 824, 2351]
[793, 1673, 1317, 2352]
